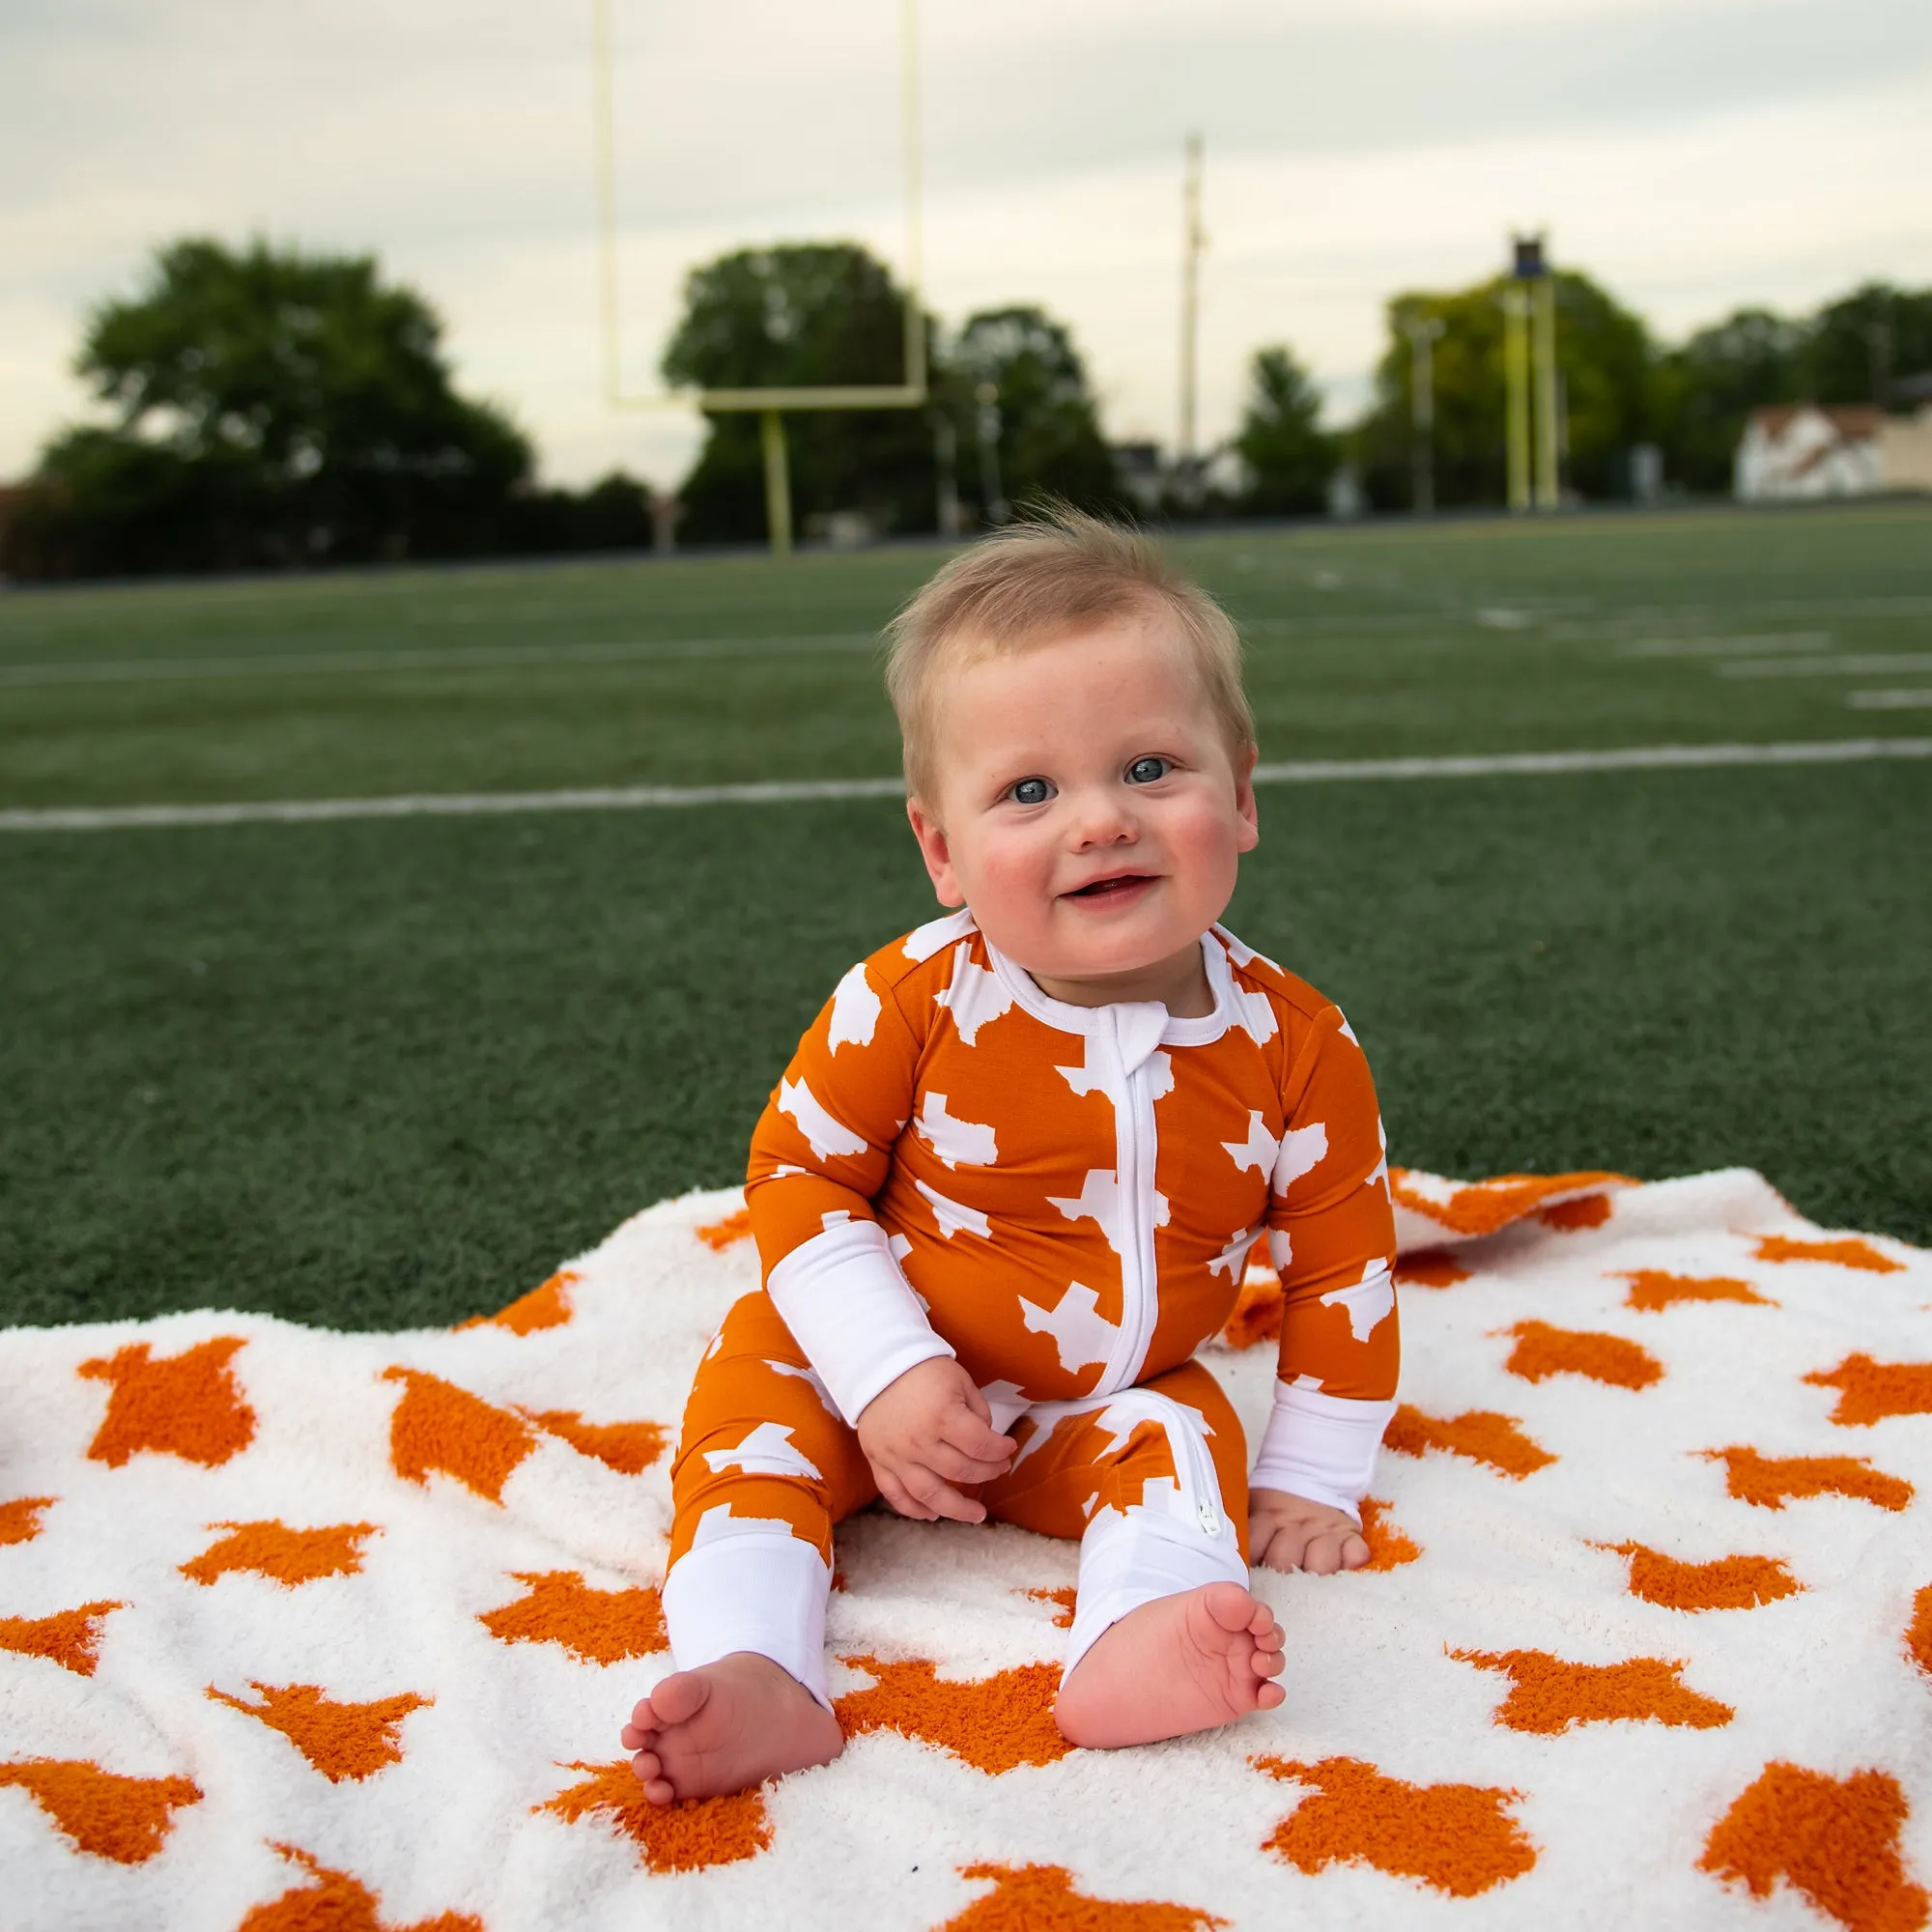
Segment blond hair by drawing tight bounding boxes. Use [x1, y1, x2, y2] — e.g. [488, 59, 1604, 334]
[882, 505, 1256, 806]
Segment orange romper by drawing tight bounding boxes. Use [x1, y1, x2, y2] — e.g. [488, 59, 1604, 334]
[662, 911, 1400, 1705]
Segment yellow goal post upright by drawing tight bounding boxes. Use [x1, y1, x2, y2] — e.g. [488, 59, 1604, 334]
[592, 0, 928, 554]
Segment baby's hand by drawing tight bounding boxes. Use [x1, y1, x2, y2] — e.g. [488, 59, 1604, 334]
[856, 1357, 1016, 1524]
[1250, 1488, 1371, 1575]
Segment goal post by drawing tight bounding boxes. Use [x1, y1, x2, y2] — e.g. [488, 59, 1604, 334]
[592, 0, 929, 553]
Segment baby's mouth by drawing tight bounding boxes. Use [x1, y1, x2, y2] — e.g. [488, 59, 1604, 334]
[1064, 872, 1156, 901]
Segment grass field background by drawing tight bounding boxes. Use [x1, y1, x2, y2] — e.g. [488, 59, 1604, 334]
[3, 504, 1927, 1328]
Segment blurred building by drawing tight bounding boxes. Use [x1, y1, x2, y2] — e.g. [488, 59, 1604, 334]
[1736, 403, 1932, 499]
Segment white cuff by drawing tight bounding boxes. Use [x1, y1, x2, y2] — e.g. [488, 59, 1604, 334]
[1249, 1380, 1397, 1520]
[663, 1528, 833, 1709]
[765, 1217, 953, 1427]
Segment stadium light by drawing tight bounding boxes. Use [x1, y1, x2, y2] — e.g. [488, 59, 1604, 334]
[1506, 232, 1559, 513]
[592, 0, 929, 554]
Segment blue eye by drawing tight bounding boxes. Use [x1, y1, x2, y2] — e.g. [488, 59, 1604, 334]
[1010, 777, 1053, 806]
[1126, 755, 1169, 784]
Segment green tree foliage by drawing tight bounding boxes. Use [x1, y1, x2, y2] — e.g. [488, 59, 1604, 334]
[1355, 272, 1653, 509]
[941, 306, 1121, 520]
[1806, 282, 1932, 405]
[1652, 308, 1807, 494]
[8, 239, 540, 577]
[1233, 346, 1334, 515]
[662, 243, 936, 543]
[1649, 283, 1932, 494]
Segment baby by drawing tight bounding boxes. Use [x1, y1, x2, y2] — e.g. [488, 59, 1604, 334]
[623, 510, 1400, 1803]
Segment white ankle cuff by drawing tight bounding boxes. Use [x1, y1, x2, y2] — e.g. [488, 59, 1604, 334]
[1064, 1508, 1251, 1681]
[662, 1530, 833, 1710]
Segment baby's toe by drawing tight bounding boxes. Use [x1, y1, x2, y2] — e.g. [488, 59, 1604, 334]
[628, 1748, 664, 1787]
[619, 1721, 652, 1750]
[1257, 1681, 1286, 1710]
[1255, 1646, 1286, 1678]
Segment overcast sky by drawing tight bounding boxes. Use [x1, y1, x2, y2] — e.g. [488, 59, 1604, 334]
[4, 0, 1929, 490]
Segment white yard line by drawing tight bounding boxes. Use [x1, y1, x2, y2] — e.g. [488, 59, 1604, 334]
[1614, 633, 1832, 658]
[4, 739, 1929, 834]
[0, 633, 876, 687]
[1847, 690, 1932, 710]
[1719, 652, 1932, 679]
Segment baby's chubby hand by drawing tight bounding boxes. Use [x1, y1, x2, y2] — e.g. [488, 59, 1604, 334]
[856, 1357, 1016, 1524]
[1249, 1488, 1371, 1575]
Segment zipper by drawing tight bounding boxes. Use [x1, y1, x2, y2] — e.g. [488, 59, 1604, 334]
[1096, 1007, 1162, 1396]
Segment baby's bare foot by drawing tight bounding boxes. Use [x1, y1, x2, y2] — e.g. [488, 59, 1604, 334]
[620, 1651, 843, 1804]
[1054, 1581, 1285, 1749]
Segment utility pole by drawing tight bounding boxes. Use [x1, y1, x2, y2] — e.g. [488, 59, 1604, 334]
[1178, 132, 1206, 505]
[1402, 312, 1445, 514]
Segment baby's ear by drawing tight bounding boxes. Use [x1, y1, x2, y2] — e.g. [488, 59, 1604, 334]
[905, 796, 965, 907]
[1234, 744, 1261, 852]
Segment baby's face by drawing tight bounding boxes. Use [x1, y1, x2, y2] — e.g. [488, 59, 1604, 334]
[907, 611, 1258, 993]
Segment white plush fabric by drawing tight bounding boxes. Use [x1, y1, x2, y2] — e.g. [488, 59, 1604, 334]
[2, 1168, 1928, 1930]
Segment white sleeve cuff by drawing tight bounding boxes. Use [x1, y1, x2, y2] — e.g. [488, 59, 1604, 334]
[1249, 1380, 1398, 1520]
[764, 1218, 953, 1427]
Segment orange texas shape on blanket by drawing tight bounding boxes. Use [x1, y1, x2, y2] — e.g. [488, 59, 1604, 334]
[1701, 1763, 1929, 1932]
[1253, 1755, 1537, 1898]
[1021, 1586, 1078, 1629]
[0, 1600, 124, 1677]
[1387, 1167, 1632, 1238]
[1620, 1270, 1774, 1312]
[0, 1495, 54, 1545]
[1754, 1235, 1904, 1275]
[1911, 1587, 1932, 1683]
[0, 1759, 201, 1864]
[181, 1520, 379, 1588]
[1601, 1541, 1804, 1611]
[835, 1656, 1072, 1775]
[1704, 1446, 1914, 1512]
[206, 1683, 431, 1782]
[1453, 1650, 1733, 1734]
[1502, 1321, 1663, 1390]
[1358, 1497, 1420, 1570]
[459, 1268, 577, 1334]
[943, 1862, 1230, 1931]
[79, 1336, 256, 1468]
[238, 1845, 482, 1932]
[1804, 1355, 1932, 1428]
[537, 1762, 771, 1873]
[384, 1367, 537, 1502]
[1383, 1405, 1555, 1479]
[479, 1571, 668, 1665]
[523, 1409, 668, 1475]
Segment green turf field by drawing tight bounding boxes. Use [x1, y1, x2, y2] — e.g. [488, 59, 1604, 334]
[3, 504, 1928, 1328]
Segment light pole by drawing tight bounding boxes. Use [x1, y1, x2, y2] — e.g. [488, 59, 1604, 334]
[1401, 313, 1445, 515]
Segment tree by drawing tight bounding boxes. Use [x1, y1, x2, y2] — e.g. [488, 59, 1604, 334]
[8, 238, 533, 577]
[1805, 282, 1932, 406]
[1354, 271, 1654, 509]
[1232, 346, 1333, 516]
[662, 243, 937, 543]
[942, 307, 1121, 520]
[1652, 308, 1806, 494]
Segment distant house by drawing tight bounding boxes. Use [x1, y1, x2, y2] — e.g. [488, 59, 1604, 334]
[1735, 403, 1932, 500]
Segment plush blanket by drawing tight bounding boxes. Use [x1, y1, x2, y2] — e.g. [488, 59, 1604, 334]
[2, 1166, 1927, 1931]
